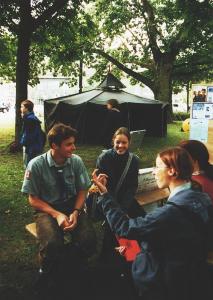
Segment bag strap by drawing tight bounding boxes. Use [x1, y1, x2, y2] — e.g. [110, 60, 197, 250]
[115, 152, 133, 197]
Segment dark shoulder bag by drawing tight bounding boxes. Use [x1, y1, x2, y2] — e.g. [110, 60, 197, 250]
[86, 153, 133, 222]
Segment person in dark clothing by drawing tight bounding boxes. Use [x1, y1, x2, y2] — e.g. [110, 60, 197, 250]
[102, 99, 123, 148]
[179, 139, 213, 203]
[97, 127, 143, 216]
[20, 99, 44, 168]
[93, 146, 213, 300]
[96, 127, 145, 263]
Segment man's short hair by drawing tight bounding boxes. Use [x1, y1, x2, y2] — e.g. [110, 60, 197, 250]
[48, 123, 77, 147]
[21, 100, 34, 112]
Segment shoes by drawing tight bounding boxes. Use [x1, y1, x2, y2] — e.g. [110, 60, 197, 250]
[33, 268, 55, 298]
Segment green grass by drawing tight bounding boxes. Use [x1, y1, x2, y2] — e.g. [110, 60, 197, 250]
[0, 122, 189, 299]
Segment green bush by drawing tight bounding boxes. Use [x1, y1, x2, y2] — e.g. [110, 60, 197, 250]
[173, 112, 190, 121]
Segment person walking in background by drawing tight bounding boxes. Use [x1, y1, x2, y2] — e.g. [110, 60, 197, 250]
[102, 99, 123, 148]
[179, 139, 213, 202]
[20, 99, 45, 168]
[93, 146, 213, 300]
[21, 123, 96, 296]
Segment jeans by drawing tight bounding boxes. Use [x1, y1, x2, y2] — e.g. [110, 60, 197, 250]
[23, 146, 41, 168]
[35, 209, 96, 272]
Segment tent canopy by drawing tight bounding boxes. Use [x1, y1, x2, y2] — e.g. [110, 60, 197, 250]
[44, 73, 168, 144]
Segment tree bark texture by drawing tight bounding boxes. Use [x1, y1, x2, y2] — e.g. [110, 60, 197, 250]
[15, 1, 32, 141]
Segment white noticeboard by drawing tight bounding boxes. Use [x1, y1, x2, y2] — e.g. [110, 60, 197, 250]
[207, 86, 213, 103]
[190, 102, 213, 163]
[190, 119, 209, 142]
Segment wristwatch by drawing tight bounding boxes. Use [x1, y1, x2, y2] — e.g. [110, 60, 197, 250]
[73, 208, 82, 216]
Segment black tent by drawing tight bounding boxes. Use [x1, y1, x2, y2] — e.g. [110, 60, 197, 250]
[44, 73, 168, 144]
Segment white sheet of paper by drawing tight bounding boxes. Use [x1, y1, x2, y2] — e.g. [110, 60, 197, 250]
[190, 119, 209, 142]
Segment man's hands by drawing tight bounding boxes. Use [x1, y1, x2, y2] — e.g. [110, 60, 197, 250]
[54, 169, 109, 232]
[92, 169, 108, 194]
[55, 211, 78, 232]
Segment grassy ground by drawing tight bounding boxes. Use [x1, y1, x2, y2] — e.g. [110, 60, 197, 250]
[0, 122, 188, 299]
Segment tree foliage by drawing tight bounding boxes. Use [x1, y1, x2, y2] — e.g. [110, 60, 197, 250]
[88, 0, 213, 110]
[0, 0, 212, 130]
[0, 0, 85, 140]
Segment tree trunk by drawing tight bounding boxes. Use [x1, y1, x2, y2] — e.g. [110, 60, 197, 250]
[186, 81, 190, 112]
[153, 60, 173, 122]
[15, 2, 32, 142]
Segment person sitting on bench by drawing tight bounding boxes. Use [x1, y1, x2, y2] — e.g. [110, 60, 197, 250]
[21, 123, 96, 292]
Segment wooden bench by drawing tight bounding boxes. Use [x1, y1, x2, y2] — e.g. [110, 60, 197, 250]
[136, 188, 170, 206]
[25, 216, 213, 268]
[26, 222, 37, 238]
[25, 222, 71, 244]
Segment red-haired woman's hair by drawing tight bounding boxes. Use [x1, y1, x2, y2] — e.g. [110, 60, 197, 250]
[158, 147, 193, 180]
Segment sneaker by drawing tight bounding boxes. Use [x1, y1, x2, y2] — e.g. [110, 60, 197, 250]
[33, 268, 55, 297]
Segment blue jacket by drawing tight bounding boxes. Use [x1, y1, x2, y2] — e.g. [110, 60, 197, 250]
[98, 189, 212, 299]
[20, 112, 44, 155]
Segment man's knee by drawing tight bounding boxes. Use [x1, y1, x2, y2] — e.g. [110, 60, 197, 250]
[81, 229, 97, 257]
[39, 236, 63, 257]
[74, 213, 97, 257]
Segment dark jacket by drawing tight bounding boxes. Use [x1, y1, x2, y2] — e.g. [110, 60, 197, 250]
[20, 112, 44, 156]
[98, 189, 212, 300]
[102, 109, 123, 148]
[96, 148, 140, 213]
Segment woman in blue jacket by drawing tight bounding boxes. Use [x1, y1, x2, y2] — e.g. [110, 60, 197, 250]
[93, 147, 212, 300]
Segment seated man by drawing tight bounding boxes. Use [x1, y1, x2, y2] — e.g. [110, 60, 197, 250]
[21, 123, 96, 289]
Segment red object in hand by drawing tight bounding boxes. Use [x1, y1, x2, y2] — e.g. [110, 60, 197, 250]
[116, 236, 141, 262]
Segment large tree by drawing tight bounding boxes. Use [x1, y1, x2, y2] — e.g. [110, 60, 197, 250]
[90, 0, 213, 115]
[0, 0, 83, 141]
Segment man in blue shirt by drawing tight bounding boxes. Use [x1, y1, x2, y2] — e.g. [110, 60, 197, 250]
[22, 123, 96, 293]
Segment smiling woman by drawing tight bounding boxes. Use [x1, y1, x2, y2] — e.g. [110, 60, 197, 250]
[96, 126, 146, 263]
[96, 127, 143, 216]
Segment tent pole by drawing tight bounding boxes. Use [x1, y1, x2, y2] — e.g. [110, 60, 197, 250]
[79, 60, 83, 94]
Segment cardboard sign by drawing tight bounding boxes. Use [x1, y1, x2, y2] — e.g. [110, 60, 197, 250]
[136, 167, 170, 206]
[137, 167, 158, 193]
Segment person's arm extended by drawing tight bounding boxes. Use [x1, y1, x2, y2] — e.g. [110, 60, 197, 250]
[29, 194, 70, 229]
